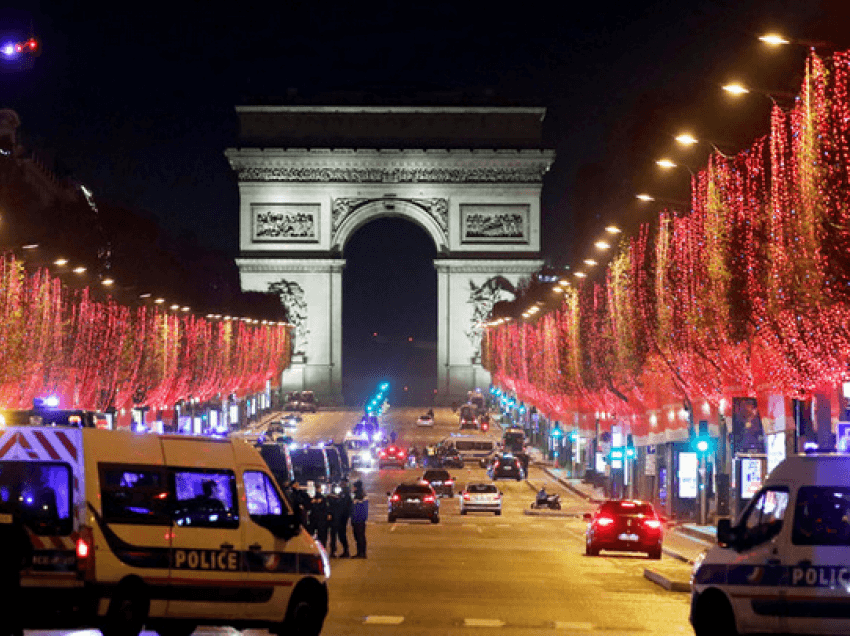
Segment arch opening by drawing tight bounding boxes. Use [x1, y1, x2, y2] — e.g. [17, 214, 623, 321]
[342, 217, 437, 407]
[334, 198, 448, 255]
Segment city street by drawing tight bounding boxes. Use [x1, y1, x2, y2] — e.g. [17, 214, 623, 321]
[30, 407, 696, 636]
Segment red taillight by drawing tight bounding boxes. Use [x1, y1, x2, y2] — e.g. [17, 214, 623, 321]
[76, 526, 94, 578]
[390, 494, 400, 502]
[423, 495, 435, 503]
[596, 516, 615, 527]
[398, 451, 405, 458]
[462, 492, 471, 500]
[445, 479, 454, 485]
[379, 451, 386, 457]
[644, 518, 662, 530]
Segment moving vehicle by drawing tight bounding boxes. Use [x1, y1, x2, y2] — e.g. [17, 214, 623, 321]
[690, 453, 850, 636]
[488, 453, 525, 481]
[584, 499, 664, 559]
[461, 483, 502, 515]
[530, 492, 561, 510]
[417, 413, 434, 427]
[420, 469, 455, 498]
[467, 390, 486, 415]
[441, 434, 499, 465]
[0, 425, 329, 635]
[478, 414, 491, 433]
[502, 427, 526, 454]
[284, 391, 318, 413]
[436, 446, 465, 469]
[353, 414, 385, 443]
[344, 433, 375, 469]
[387, 483, 440, 523]
[459, 404, 478, 430]
[377, 444, 406, 469]
[1, 406, 109, 429]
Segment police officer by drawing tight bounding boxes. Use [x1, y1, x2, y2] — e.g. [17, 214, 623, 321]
[350, 480, 369, 558]
[328, 479, 351, 558]
[288, 480, 312, 528]
[0, 509, 33, 636]
[308, 492, 330, 549]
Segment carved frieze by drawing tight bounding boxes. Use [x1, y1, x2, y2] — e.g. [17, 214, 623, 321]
[331, 197, 448, 234]
[252, 203, 319, 242]
[460, 204, 529, 244]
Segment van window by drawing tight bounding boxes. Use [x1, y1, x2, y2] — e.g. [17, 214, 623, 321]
[172, 470, 239, 529]
[792, 486, 850, 546]
[740, 487, 789, 547]
[244, 471, 284, 516]
[100, 465, 170, 526]
[0, 461, 72, 535]
[291, 448, 328, 483]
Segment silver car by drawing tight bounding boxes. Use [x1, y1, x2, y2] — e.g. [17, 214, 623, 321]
[460, 482, 502, 515]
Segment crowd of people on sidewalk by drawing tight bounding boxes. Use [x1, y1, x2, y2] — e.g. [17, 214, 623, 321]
[289, 477, 370, 559]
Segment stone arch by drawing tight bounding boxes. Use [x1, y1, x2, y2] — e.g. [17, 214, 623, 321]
[332, 198, 448, 254]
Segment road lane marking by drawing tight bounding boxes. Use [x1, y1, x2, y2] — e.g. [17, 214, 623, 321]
[496, 523, 510, 528]
[553, 621, 594, 630]
[389, 523, 397, 532]
[464, 618, 505, 627]
[364, 615, 405, 625]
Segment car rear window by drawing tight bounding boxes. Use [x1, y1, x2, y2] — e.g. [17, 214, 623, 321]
[467, 484, 497, 494]
[600, 501, 655, 516]
[792, 486, 850, 546]
[424, 470, 449, 480]
[395, 484, 432, 494]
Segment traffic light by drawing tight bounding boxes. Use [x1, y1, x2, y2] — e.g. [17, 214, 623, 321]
[693, 420, 711, 453]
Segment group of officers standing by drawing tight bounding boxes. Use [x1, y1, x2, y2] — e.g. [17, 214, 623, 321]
[289, 478, 369, 559]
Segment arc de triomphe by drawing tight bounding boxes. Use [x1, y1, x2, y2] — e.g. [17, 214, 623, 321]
[226, 106, 554, 405]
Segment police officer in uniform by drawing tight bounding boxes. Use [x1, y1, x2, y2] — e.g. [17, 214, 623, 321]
[350, 480, 369, 558]
[328, 479, 351, 558]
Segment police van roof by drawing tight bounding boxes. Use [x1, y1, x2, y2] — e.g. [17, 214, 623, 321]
[766, 454, 850, 486]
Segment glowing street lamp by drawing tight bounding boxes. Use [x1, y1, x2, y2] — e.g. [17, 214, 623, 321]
[758, 33, 789, 46]
[674, 133, 699, 146]
[636, 193, 655, 202]
[583, 258, 597, 266]
[594, 240, 611, 250]
[574, 271, 587, 279]
[656, 158, 679, 169]
[605, 225, 622, 235]
[722, 82, 750, 96]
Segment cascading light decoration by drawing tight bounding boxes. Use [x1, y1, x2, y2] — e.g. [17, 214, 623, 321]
[482, 48, 850, 437]
[0, 253, 293, 411]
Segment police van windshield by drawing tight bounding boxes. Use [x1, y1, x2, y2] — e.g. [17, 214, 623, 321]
[0, 461, 72, 535]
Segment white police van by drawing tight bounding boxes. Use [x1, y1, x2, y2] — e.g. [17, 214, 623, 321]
[441, 433, 500, 465]
[691, 454, 850, 635]
[0, 425, 329, 636]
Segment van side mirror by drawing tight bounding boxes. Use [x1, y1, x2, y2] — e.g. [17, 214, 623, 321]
[252, 512, 300, 540]
[717, 518, 736, 547]
[583, 512, 592, 521]
[386, 491, 391, 497]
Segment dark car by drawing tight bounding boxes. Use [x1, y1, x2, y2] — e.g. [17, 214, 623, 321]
[420, 469, 455, 498]
[387, 483, 439, 523]
[438, 447, 465, 469]
[584, 499, 664, 559]
[488, 454, 524, 481]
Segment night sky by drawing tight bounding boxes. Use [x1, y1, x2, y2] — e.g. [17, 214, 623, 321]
[1, 1, 846, 404]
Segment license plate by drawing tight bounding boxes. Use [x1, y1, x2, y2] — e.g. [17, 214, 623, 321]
[408, 498, 420, 503]
[618, 533, 639, 541]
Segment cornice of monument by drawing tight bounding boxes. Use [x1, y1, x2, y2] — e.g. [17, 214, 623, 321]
[224, 148, 555, 184]
[236, 257, 346, 273]
[433, 259, 544, 274]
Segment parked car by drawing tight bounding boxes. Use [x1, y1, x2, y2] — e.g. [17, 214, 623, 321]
[488, 453, 525, 481]
[460, 483, 502, 515]
[387, 483, 439, 523]
[584, 499, 664, 559]
[420, 469, 455, 498]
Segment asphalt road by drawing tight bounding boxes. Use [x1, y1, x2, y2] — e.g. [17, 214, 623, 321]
[33, 407, 696, 636]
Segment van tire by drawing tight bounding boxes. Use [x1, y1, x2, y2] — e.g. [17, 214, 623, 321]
[102, 582, 149, 636]
[280, 580, 327, 636]
[692, 590, 737, 636]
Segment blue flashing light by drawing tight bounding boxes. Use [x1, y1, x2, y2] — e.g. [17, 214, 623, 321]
[34, 396, 60, 409]
[2, 43, 17, 58]
[696, 439, 709, 453]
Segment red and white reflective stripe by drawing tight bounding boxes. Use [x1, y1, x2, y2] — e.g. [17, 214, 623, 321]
[26, 526, 79, 551]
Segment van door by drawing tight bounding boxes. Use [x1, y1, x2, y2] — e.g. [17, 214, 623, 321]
[242, 468, 303, 621]
[725, 487, 789, 633]
[780, 486, 850, 635]
[166, 460, 244, 620]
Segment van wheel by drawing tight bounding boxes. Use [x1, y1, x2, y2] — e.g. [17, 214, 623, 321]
[692, 590, 737, 636]
[280, 581, 326, 636]
[431, 514, 440, 524]
[102, 583, 149, 636]
[388, 514, 396, 523]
